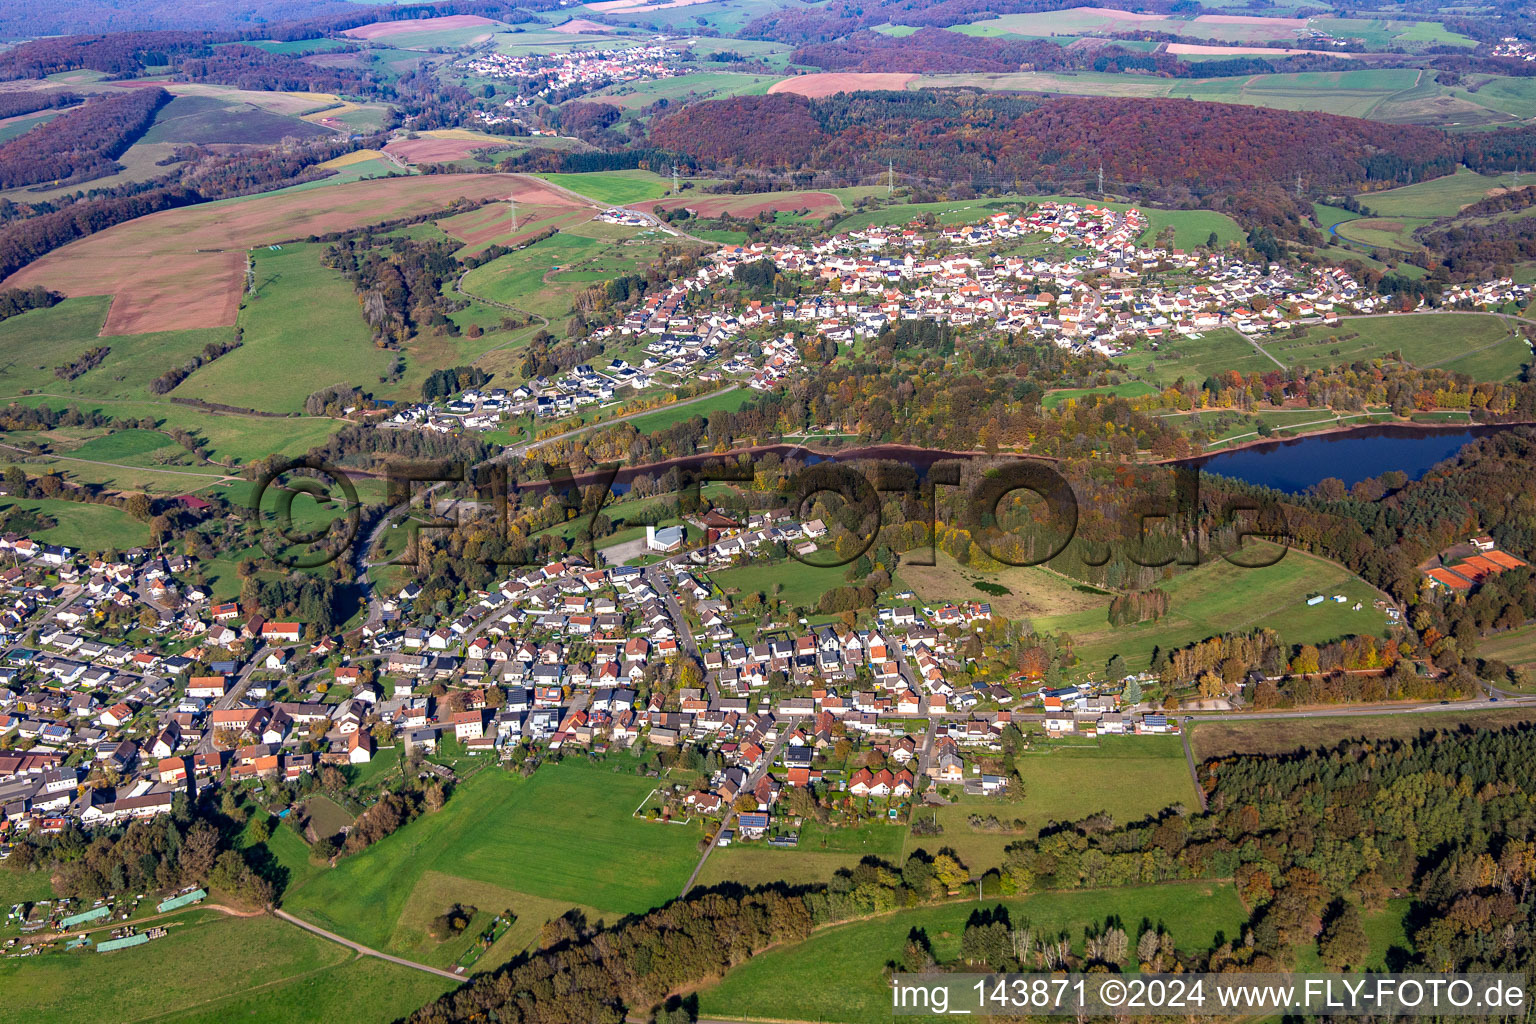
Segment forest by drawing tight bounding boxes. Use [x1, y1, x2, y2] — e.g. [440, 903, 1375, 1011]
[787, 27, 1327, 78]
[0, 87, 168, 189]
[650, 93, 1460, 195]
[0, 90, 82, 120]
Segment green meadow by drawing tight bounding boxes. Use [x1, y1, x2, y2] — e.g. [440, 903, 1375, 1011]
[0, 912, 451, 1024]
[280, 762, 702, 956]
[534, 169, 674, 205]
[699, 881, 1247, 1024]
[926, 736, 1198, 867]
[174, 244, 394, 414]
[1034, 544, 1388, 676]
[1262, 313, 1530, 381]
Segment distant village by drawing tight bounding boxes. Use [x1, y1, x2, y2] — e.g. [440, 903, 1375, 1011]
[383, 199, 1534, 439]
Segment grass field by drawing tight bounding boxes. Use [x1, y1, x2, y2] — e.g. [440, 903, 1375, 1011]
[1333, 216, 1426, 252]
[173, 244, 394, 413]
[709, 558, 844, 610]
[915, 67, 1536, 127]
[923, 736, 1198, 867]
[1119, 328, 1280, 385]
[0, 912, 451, 1024]
[1479, 624, 1536, 670]
[535, 169, 672, 205]
[141, 94, 331, 146]
[693, 846, 877, 890]
[1359, 166, 1518, 219]
[0, 498, 150, 552]
[699, 881, 1247, 1024]
[0, 296, 236, 403]
[622, 387, 755, 435]
[1041, 381, 1158, 410]
[1260, 314, 1530, 381]
[0, 865, 56, 906]
[895, 551, 1106, 624]
[281, 762, 701, 955]
[1190, 706, 1536, 760]
[1034, 544, 1388, 676]
[581, 71, 779, 116]
[390, 869, 604, 971]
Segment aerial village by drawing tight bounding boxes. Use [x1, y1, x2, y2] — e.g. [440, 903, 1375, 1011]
[391, 199, 1533, 436]
[2, 199, 1531, 867]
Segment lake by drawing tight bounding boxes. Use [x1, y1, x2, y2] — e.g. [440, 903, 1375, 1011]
[1188, 424, 1516, 493]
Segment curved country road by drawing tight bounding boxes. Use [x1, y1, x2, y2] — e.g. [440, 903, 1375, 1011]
[274, 909, 465, 982]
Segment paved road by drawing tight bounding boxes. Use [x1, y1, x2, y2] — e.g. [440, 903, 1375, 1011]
[679, 724, 799, 897]
[274, 910, 465, 981]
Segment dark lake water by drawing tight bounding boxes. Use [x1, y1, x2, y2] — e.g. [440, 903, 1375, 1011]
[1188, 424, 1516, 493]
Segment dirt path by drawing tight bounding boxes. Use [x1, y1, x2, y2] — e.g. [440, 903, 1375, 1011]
[273, 909, 465, 981]
[36, 900, 263, 942]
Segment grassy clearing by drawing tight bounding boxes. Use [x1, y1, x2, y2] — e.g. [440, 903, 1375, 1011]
[895, 551, 1106, 623]
[1041, 381, 1158, 410]
[1034, 543, 1388, 677]
[1190, 706, 1536, 761]
[924, 736, 1197, 867]
[1119, 328, 1279, 385]
[281, 761, 702, 953]
[699, 881, 1247, 1024]
[174, 244, 394, 414]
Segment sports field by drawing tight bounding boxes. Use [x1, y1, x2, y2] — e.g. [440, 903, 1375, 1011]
[699, 880, 1247, 1023]
[536, 169, 673, 205]
[280, 762, 702, 956]
[622, 387, 755, 435]
[1033, 544, 1388, 676]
